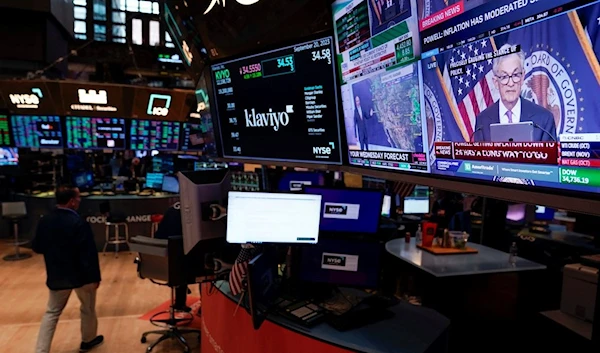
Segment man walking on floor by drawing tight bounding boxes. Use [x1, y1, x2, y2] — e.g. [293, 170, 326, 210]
[32, 185, 104, 353]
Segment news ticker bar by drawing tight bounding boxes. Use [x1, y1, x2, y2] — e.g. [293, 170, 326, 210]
[436, 159, 600, 187]
[422, 0, 597, 56]
[349, 150, 428, 171]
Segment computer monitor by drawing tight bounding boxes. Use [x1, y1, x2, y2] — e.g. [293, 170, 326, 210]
[145, 173, 164, 189]
[162, 175, 179, 194]
[299, 238, 383, 288]
[73, 171, 94, 190]
[0, 148, 19, 167]
[247, 251, 279, 330]
[535, 205, 555, 221]
[226, 192, 322, 244]
[277, 171, 325, 192]
[381, 195, 392, 218]
[178, 169, 231, 254]
[303, 187, 383, 234]
[403, 197, 430, 214]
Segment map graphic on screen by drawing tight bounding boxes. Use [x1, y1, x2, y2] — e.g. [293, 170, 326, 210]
[333, 0, 430, 172]
[11, 115, 63, 148]
[66, 117, 126, 149]
[422, 0, 600, 194]
[211, 35, 343, 164]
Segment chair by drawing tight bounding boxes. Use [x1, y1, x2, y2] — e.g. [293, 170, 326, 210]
[130, 235, 200, 353]
[2, 202, 31, 261]
[100, 202, 129, 257]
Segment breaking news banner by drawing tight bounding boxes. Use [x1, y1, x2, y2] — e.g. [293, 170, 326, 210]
[423, 1, 600, 193]
[419, 0, 594, 52]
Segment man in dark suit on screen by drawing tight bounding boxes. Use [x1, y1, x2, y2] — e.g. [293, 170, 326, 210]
[354, 95, 375, 150]
[474, 44, 557, 142]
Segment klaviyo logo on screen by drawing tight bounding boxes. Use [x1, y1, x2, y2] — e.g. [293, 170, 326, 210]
[244, 105, 293, 131]
[323, 203, 360, 220]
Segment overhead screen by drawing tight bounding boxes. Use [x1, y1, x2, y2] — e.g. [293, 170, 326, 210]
[129, 119, 181, 151]
[11, 115, 63, 148]
[66, 117, 126, 149]
[0, 115, 12, 147]
[332, 0, 430, 173]
[211, 35, 343, 164]
[424, 0, 600, 194]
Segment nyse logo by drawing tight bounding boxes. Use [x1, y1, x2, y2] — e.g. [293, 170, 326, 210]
[244, 105, 293, 131]
[78, 89, 108, 104]
[323, 255, 346, 267]
[9, 88, 43, 109]
[313, 142, 336, 158]
[325, 204, 348, 215]
[147, 94, 172, 116]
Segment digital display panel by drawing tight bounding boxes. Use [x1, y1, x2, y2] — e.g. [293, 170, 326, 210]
[0, 147, 18, 167]
[11, 115, 63, 148]
[180, 118, 216, 154]
[211, 35, 343, 164]
[423, 0, 600, 194]
[333, 0, 430, 172]
[65, 117, 126, 149]
[129, 120, 181, 151]
[0, 115, 12, 146]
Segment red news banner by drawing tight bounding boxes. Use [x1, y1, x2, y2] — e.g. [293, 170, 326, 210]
[435, 142, 560, 165]
[420, 0, 465, 31]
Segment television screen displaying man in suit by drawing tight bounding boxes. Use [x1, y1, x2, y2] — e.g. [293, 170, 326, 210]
[474, 45, 557, 142]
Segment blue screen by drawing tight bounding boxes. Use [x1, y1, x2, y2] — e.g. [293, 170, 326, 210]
[303, 187, 383, 234]
[162, 175, 179, 193]
[299, 238, 382, 288]
[73, 171, 94, 189]
[535, 205, 555, 221]
[145, 173, 164, 189]
[277, 172, 324, 191]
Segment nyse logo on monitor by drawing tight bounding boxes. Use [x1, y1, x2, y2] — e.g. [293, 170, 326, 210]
[323, 203, 360, 220]
[323, 254, 346, 267]
[147, 94, 172, 116]
[244, 105, 293, 131]
[321, 252, 359, 272]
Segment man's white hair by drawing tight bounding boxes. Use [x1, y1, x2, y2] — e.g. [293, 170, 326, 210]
[492, 44, 525, 75]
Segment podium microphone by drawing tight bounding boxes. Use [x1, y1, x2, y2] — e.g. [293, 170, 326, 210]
[533, 123, 557, 142]
[469, 127, 483, 142]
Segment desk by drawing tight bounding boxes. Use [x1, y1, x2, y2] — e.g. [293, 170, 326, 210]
[386, 238, 547, 278]
[201, 281, 450, 353]
[13, 193, 179, 250]
[517, 229, 598, 253]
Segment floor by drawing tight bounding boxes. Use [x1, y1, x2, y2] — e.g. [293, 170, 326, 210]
[0, 244, 200, 353]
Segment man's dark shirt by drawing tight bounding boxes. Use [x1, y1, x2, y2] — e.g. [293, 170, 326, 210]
[154, 202, 183, 239]
[32, 208, 101, 291]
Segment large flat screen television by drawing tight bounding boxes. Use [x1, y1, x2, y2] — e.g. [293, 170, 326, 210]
[332, 0, 431, 173]
[11, 115, 63, 148]
[211, 34, 344, 165]
[0, 114, 12, 147]
[65, 117, 126, 149]
[422, 0, 600, 194]
[0, 147, 18, 167]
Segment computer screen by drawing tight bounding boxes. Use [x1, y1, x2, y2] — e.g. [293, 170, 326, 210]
[277, 171, 325, 192]
[211, 35, 343, 165]
[423, 1, 600, 195]
[162, 175, 179, 193]
[299, 238, 382, 288]
[73, 171, 94, 190]
[535, 205, 555, 221]
[0, 115, 12, 147]
[381, 195, 392, 218]
[180, 120, 215, 153]
[0, 147, 18, 167]
[226, 192, 322, 244]
[11, 115, 63, 148]
[130, 119, 181, 150]
[303, 187, 383, 234]
[145, 173, 164, 189]
[247, 251, 279, 330]
[332, 0, 430, 173]
[65, 117, 126, 149]
[403, 197, 429, 214]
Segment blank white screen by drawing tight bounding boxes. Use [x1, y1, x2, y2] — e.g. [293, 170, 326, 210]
[226, 192, 322, 244]
[381, 195, 391, 217]
[404, 198, 430, 214]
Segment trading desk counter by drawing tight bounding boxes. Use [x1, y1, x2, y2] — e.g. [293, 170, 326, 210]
[14, 193, 179, 250]
[201, 281, 450, 353]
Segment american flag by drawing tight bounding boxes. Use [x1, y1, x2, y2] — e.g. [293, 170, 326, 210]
[443, 39, 500, 139]
[229, 246, 260, 296]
